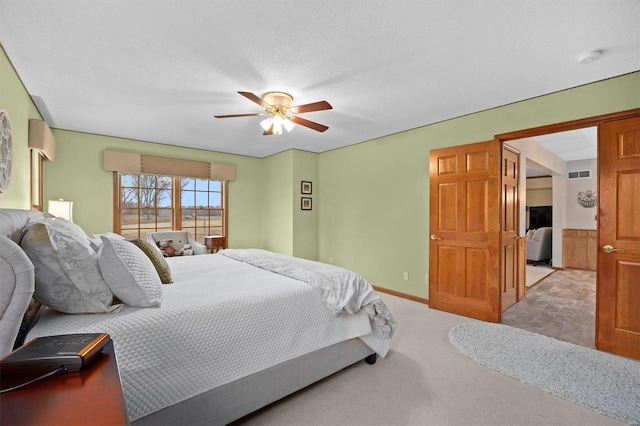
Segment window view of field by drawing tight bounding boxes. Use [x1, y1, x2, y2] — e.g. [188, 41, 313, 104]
[118, 174, 224, 244]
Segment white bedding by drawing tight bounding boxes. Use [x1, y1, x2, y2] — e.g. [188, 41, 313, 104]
[27, 253, 378, 421]
[220, 248, 396, 356]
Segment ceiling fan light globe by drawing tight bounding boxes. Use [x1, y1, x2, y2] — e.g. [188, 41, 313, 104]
[272, 115, 284, 135]
[260, 117, 273, 131]
[283, 119, 295, 132]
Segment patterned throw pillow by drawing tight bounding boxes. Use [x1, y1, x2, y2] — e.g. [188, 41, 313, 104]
[98, 236, 163, 307]
[20, 219, 117, 314]
[129, 238, 173, 284]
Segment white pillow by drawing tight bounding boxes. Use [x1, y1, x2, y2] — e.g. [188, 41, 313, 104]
[20, 218, 117, 314]
[98, 236, 163, 307]
[90, 232, 126, 253]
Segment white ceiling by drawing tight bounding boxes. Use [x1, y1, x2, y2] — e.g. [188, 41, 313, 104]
[534, 127, 598, 162]
[1, 1, 638, 158]
[524, 127, 597, 177]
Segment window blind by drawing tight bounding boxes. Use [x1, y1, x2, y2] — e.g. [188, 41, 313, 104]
[103, 150, 236, 181]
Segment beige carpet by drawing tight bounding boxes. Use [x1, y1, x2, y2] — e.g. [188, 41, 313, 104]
[526, 264, 554, 287]
[234, 293, 620, 425]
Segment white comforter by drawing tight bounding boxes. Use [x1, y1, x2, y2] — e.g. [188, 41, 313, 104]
[220, 249, 396, 355]
[27, 252, 387, 421]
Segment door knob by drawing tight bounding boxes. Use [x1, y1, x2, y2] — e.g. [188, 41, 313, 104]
[513, 235, 523, 240]
[430, 234, 442, 241]
[603, 245, 626, 253]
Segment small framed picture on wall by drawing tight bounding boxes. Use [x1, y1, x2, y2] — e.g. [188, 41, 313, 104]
[301, 181, 312, 194]
[301, 197, 312, 210]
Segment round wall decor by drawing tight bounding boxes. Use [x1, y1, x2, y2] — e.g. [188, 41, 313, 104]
[577, 190, 597, 208]
[0, 109, 13, 193]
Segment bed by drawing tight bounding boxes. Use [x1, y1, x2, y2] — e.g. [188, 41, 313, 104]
[0, 208, 395, 425]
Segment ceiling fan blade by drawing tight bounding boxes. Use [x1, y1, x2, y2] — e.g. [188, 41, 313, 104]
[291, 116, 329, 132]
[290, 100, 332, 114]
[214, 113, 265, 118]
[263, 124, 274, 136]
[238, 91, 271, 109]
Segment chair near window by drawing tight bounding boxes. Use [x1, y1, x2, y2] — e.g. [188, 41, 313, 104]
[146, 231, 208, 255]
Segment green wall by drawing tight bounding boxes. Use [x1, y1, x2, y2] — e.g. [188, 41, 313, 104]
[292, 150, 318, 260]
[261, 150, 294, 254]
[260, 149, 319, 260]
[0, 46, 42, 208]
[318, 71, 640, 298]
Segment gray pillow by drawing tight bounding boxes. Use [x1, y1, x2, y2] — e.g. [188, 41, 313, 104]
[20, 218, 119, 314]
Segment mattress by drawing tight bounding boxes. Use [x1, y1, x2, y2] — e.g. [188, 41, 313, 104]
[27, 254, 374, 421]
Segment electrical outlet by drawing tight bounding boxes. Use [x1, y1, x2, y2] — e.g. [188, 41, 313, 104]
[425, 274, 429, 284]
[403, 272, 409, 280]
[329, 257, 333, 264]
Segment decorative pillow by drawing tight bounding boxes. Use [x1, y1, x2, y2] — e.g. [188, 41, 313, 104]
[98, 236, 163, 307]
[89, 232, 126, 252]
[157, 239, 176, 257]
[129, 238, 173, 284]
[20, 218, 117, 314]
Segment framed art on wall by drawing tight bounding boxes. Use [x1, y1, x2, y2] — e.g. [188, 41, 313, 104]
[301, 181, 312, 194]
[301, 197, 312, 210]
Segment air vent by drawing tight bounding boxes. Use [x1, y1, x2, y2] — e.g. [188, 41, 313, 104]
[567, 170, 591, 180]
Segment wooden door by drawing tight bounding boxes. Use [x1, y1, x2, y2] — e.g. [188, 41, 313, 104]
[501, 145, 521, 311]
[429, 140, 501, 322]
[597, 117, 640, 360]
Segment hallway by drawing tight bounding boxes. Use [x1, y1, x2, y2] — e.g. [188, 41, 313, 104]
[502, 269, 596, 348]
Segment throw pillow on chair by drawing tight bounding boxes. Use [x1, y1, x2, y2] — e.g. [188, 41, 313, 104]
[158, 239, 175, 257]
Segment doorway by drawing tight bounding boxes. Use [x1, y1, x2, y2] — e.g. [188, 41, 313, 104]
[495, 110, 640, 360]
[429, 108, 640, 360]
[501, 127, 597, 348]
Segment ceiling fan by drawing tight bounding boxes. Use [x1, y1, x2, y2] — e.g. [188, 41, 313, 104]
[215, 91, 332, 135]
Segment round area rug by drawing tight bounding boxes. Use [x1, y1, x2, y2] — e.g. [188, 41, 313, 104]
[449, 322, 640, 424]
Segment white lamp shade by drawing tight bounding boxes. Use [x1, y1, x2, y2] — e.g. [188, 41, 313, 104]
[260, 117, 273, 131]
[283, 119, 295, 132]
[48, 199, 73, 221]
[271, 115, 283, 135]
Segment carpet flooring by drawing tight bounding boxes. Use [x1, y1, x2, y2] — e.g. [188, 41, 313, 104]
[449, 322, 640, 424]
[503, 268, 596, 348]
[235, 293, 622, 425]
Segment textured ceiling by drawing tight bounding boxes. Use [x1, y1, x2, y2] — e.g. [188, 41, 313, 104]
[522, 127, 597, 177]
[0, 1, 638, 158]
[533, 128, 598, 162]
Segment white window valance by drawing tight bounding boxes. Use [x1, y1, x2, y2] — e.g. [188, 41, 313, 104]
[103, 150, 236, 181]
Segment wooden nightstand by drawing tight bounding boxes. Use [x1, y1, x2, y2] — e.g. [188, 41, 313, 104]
[204, 236, 227, 253]
[0, 340, 128, 425]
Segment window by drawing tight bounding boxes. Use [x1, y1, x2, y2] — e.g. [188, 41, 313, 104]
[30, 150, 43, 211]
[115, 173, 227, 243]
[180, 178, 224, 241]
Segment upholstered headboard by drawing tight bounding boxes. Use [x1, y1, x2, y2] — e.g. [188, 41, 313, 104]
[0, 209, 48, 356]
[0, 209, 47, 243]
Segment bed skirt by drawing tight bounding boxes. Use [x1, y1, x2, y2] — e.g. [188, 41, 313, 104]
[132, 337, 374, 425]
